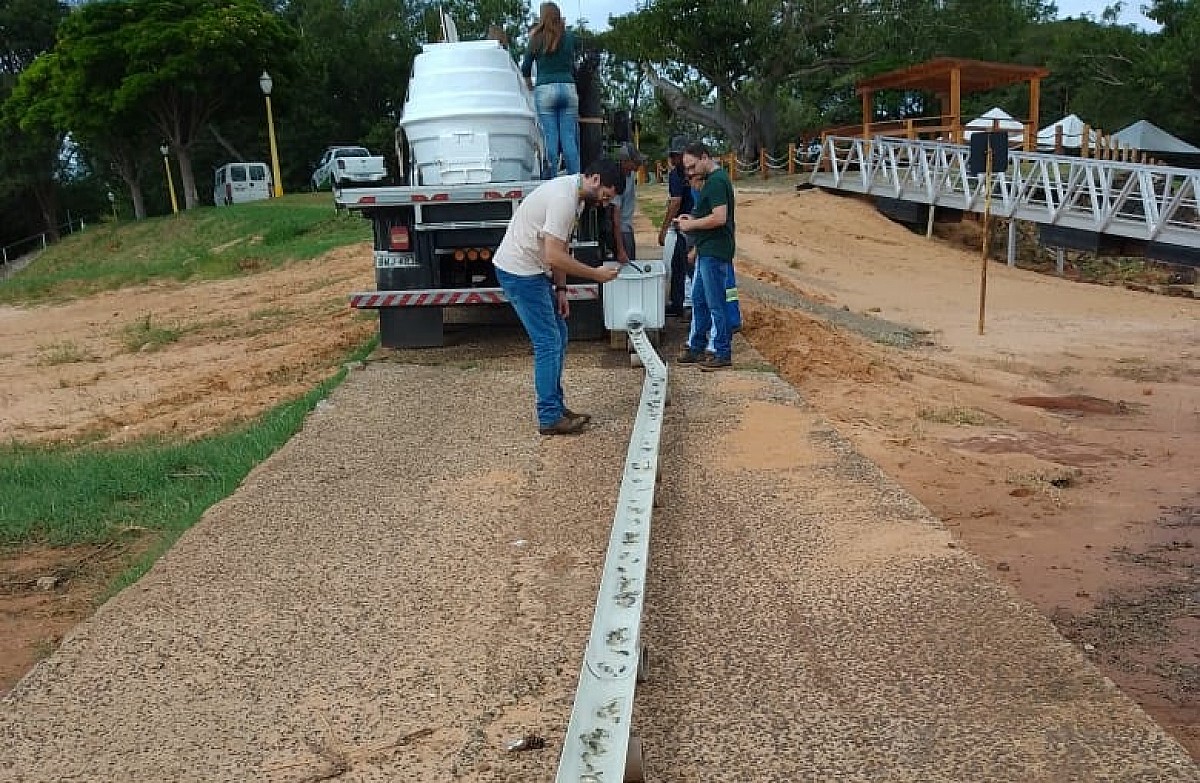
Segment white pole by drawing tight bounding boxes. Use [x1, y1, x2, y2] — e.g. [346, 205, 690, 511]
[1007, 219, 1017, 266]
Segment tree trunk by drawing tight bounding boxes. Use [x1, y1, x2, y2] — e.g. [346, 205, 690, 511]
[112, 152, 148, 220]
[177, 150, 199, 210]
[130, 183, 147, 221]
[209, 124, 245, 162]
[32, 181, 59, 242]
[644, 68, 743, 149]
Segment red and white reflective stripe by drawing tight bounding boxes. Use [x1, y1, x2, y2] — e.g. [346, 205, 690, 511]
[349, 285, 599, 308]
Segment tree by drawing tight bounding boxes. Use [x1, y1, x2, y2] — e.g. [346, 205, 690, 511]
[29, 0, 299, 211]
[0, 0, 69, 245]
[603, 0, 1059, 158]
[7, 5, 159, 220]
[1146, 0, 1200, 141]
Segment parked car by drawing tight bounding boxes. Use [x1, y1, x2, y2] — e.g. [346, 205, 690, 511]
[214, 162, 272, 206]
[310, 146, 389, 190]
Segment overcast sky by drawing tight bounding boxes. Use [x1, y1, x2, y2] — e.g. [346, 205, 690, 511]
[563, 0, 1160, 32]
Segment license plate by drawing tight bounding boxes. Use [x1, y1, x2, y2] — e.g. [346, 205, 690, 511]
[374, 251, 418, 269]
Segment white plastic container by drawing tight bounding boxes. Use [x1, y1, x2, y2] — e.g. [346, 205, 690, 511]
[603, 260, 667, 330]
[400, 40, 543, 185]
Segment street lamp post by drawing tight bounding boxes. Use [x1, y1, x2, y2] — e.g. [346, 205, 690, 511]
[159, 144, 179, 215]
[259, 71, 284, 198]
[107, 190, 117, 220]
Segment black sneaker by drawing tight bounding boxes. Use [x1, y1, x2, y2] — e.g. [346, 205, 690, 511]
[677, 348, 704, 364]
[539, 416, 586, 436]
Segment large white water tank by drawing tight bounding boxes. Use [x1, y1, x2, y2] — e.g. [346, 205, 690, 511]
[400, 40, 544, 185]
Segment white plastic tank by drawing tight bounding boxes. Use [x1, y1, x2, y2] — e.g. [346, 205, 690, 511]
[400, 40, 544, 185]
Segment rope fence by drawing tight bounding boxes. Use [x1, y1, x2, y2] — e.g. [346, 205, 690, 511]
[648, 142, 821, 183]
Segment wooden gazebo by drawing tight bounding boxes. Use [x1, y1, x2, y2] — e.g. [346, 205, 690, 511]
[853, 57, 1050, 150]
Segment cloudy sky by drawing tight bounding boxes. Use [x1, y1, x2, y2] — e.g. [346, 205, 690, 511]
[563, 0, 1159, 32]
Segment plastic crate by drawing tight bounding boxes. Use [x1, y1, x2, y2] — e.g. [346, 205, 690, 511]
[602, 260, 667, 330]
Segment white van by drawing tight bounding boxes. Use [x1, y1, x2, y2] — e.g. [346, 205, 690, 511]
[214, 162, 273, 206]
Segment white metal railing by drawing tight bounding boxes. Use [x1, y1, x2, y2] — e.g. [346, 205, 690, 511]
[1, 216, 90, 268]
[809, 135, 1200, 248]
[555, 321, 666, 783]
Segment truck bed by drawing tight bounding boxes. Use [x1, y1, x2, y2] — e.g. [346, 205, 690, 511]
[336, 180, 548, 209]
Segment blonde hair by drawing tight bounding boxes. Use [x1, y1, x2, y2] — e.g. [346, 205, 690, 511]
[530, 2, 565, 55]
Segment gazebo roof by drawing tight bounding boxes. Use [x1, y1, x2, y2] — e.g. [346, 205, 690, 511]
[856, 57, 1050, 95]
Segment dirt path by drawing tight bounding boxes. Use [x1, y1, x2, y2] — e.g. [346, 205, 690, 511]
[729, 186, 1199, 755]
[0, 187, 1197, 759]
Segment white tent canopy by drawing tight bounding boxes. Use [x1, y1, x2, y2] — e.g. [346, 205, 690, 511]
[1111, 120, 1200, 154]
[964, 107, 1026, 143]
[1037, 114, 1097, 149]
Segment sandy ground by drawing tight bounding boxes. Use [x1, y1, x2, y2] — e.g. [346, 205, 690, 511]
[0, 185, 1197, 760]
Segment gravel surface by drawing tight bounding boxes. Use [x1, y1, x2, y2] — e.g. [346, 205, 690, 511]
[1, 322, 1196, 782]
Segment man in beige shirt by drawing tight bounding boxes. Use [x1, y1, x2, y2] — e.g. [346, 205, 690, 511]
[492, 157, 624, 435]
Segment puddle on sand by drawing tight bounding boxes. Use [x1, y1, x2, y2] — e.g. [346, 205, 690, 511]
[948, 431, 1126, 467]
[1010, 394, 1133, 415]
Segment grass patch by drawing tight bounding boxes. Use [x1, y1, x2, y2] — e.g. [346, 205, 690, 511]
[1110, 358, 1182, 383]
[739, 359, 777, 373]
[917, 405, 994, 426]
[1005, 467, 1079, 502]
[0, 336, 377, 561]
[638, 190, 667, 232]
[121, 313, 183, 352]
[37, 340, 96, 365]
[0, 193, 369, 305]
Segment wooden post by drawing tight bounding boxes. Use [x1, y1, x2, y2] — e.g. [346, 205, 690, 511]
[1056, 248, 1065, 276]
[728, 153, 737, 181]
[788, 143, 796, 174]
[926, 203, 936, 238]
[1081, 125, 1091, 158]
[979, 143, 993, 336]
[950, 67, 962, 144]
[760, 147, 768, 179]
[861, 90, 872, 142]
[906, 119, 915, 140]
[1027, 77, 1041, 152]
[1054, 125, 1063, 154]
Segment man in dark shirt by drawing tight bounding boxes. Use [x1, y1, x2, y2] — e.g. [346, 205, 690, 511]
[676, 141, 736, 371]
[658, 136, 693, 317]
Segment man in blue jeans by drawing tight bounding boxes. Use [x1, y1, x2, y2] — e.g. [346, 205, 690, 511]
[676, 142, 736, 371]
[493, 158, 624, 435]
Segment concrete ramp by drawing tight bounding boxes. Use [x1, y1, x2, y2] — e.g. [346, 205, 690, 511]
[1, 334, 1195, 781]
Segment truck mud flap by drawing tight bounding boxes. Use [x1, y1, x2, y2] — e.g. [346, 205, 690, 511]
[379, 308, 443, 348]
[567, 299, 605, 341]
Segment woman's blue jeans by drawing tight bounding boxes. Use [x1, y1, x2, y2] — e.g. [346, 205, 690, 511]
[686, 256, 734, 360]
[534, 82, 581, 175]
[495, 267, 569, 427]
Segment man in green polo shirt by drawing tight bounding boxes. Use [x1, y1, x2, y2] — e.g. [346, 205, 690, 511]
[676, 141, 736, 371]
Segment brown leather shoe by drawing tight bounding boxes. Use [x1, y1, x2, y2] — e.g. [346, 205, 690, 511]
[539, 415, 586, 436]
[563, 408, 592, 425]
[698, 355, 732, 372]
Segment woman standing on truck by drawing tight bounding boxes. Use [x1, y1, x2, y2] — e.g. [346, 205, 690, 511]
[521, 2, 580, 176]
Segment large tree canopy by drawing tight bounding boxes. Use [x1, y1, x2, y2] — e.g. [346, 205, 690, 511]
[0, 0, 68, 244]
[602, 0, 1066, 157]
[16, 0, 300, 210]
